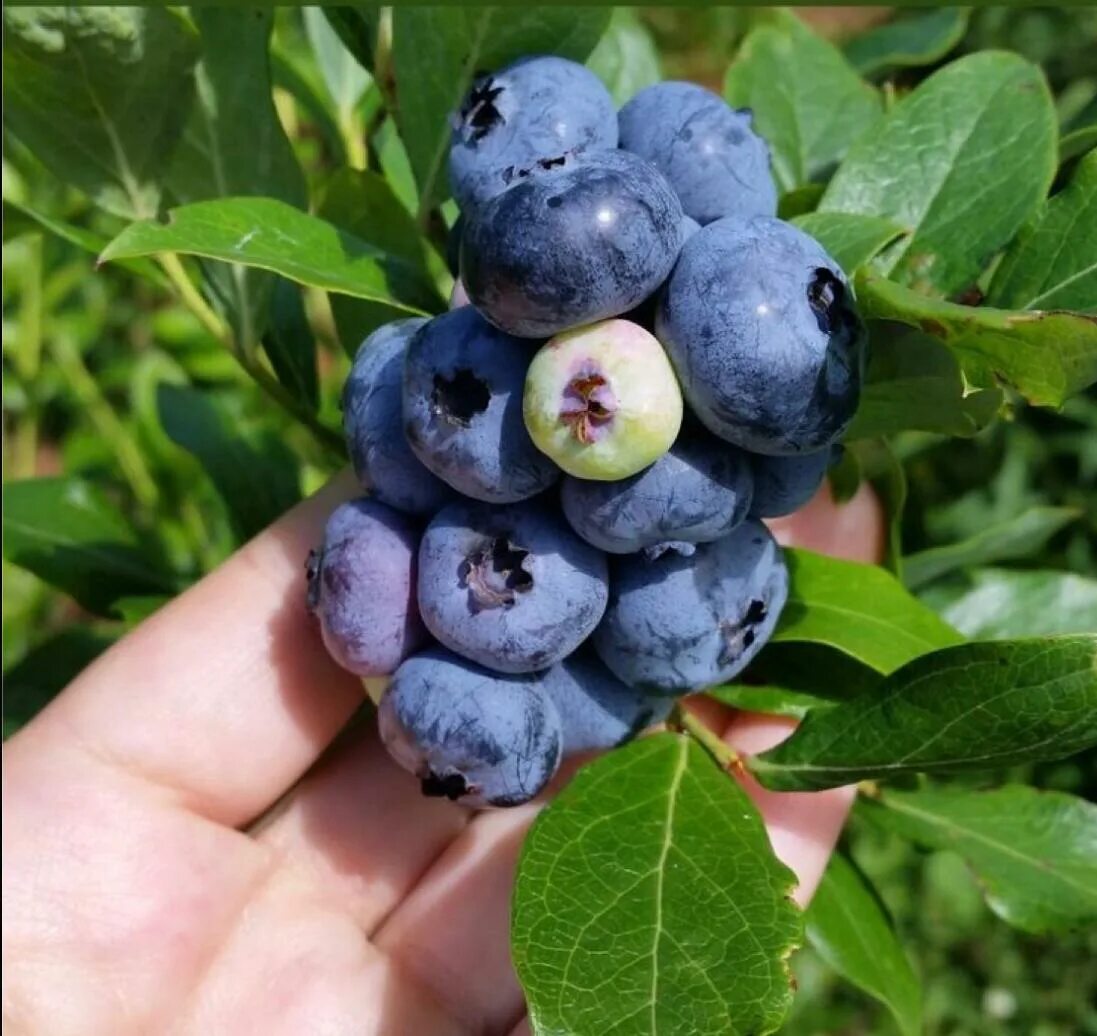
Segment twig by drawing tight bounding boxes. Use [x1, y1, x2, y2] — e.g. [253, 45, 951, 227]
[671, 703, 741, 771]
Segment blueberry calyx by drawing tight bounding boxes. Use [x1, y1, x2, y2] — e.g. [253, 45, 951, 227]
[501, 151, 572, 187]
[421, 771, 471, 800]
[559, 367, 618, 444]
[431, 368, 491, 427]
[718, 598, 768, 665]
[460, 78, 505, 143]
[305, 549, 323, 612]
[459, 535, 534, 612]
[807, 268, 845, 336]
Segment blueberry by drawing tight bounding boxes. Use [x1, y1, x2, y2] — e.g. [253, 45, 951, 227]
[543, 647, 671, 755]
[749, 447, 836, 518]
[418, 498, 609, 673]
[379, 646, 562, 807]
[342, 319, 456, 516]
[561, 430, 754, 555]
[403, 308, 560, 503]
[307, 498, 428, 676]
[618, 82, 776, 226]
[593, 520, 788, 694]
[461, 149, 683, 338]
[524, 319, 682, 480]
[449, 55, 617, 212]
[656, 216, 865, 455]
[681, 215, 701, 241]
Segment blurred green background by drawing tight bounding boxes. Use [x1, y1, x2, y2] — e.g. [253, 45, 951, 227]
[3, 7, 1095, 1034]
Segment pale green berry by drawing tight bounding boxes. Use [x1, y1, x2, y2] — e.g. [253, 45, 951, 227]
[523, 319, 683, 480]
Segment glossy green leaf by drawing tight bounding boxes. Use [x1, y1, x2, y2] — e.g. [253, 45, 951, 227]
[2, 7, 197, 219]
[1059, 126, 1097, 166]
[513, 733, 801, 1036]
[777, 184, 825, 220]
[393, 6, 611, 214]
[859, 785, 1097, 933]
[586, 9, 661, 106]
[921, 568, 1097, 639]
[166, 8, 307, 345]
[792, 212, 907, 275]
[157, 385, 301, 543]
[775, 549, 963, 675]
[724, 11, 881, 193]
[322, 6, 382, 74]
[849, 323, 1003, 440]
[806, 853, 922, 1036]
[304, 6, 371, 120]
[751, 636, 1097, 791]
[373, 117, 419, 217]
[903, 506, 1080, 589]
[856, 273, 1097, 407]
[989, 149, 1097, 313]
[2, 477, 175, 614]
[262, 278, 319, 412]
[99, 197, 441, 315]
[822, 53, 1056, 297]
[843, 8, 970, 78]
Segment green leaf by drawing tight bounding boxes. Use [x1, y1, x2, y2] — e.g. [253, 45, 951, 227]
[2, 477, 175, 614]
[843, 8, 970, 79]
[903, 506, 1080, 589]
[1059, 126, 1097, 166]
[775, 549, 963, 675]
[859, 785, 1097, 934]
[304, 6, 371, 121]
[988, 149, 1097, 313]
[821, 53, 1057, 298]
[270, 49, 347, 166]
[921, 568, 1097, 639]
[317, 167, 448, 350]
[373, 116, 419, 217]
[855, 272, 1097, 407]
[99, 197, 442, 315]
[3, 627, 117, 738]
[847, 439, 908, 576]
[750, 636, 1097, 791]
[586, 9, 661, 106]
[2, 7, 198, 219]
[322, 6, 382, 74]
[261, 278, 319, 412]
[777, 184, 825, 220]
[166, 7, 307, 345]
[806, 853, 922, 1036]
[792, 212, 907, 275]
[706, 685, 831, 719]
[110, 595, 170, 626]
[724, 11, 881, 193]
[848, 323, 1004, 440]
[513, 733, 801, 1036]
[156, 384, 301, 543]
[393, 6, 611, 214]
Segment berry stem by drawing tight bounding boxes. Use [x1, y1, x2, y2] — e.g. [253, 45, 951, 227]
[672, 704, 740, 771]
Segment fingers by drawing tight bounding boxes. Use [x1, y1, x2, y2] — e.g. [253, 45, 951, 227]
[8, 471, 364, 827]
[767, 480, 884, 564]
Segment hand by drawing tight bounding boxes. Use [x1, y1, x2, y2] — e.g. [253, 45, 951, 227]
[2, 473, 883, 1036]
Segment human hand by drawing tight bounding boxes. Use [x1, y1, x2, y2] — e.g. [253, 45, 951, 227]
[2, 474, 883, 1036]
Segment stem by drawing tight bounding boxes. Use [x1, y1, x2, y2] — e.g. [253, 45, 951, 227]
[156, 253, 234, 350]
[671, 704, 741, 771]
[372, 8, 397, 116]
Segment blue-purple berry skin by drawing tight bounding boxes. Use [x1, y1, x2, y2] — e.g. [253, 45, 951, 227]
[403, 308, 560, 504]
[417, 498, 609, 674]
[618, 82, 776, 226]
[379, 646, 562, 808]
[749, 448, 834, 518]
[560, 432, 754, 555]
[593, 520, 788, 695]
[461, 149, 683, 338]
[449, 55, 617, 212]
[307, 498, 428, 677]
[343, 319, 456, 516]
[656, 216, 865, 456]
[543, 648, 671, 755]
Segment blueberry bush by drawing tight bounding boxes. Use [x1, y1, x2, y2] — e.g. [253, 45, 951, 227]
[3, 7, 1096, 1035]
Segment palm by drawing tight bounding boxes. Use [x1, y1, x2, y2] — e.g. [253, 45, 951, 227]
[2, 475, 879, 1035]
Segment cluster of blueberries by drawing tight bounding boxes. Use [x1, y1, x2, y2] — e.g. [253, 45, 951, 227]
[308, 56, 866, 807]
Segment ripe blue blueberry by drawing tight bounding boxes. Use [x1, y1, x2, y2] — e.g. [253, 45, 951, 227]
[449, 55, 617, 212]
[307, 498, 428, 676]
[544, 648, 671, 756]
[618, 82, 776, 226]
[593, 520, 788, 694]
[749, 447, 836, 518]
[343, 319, 456, 516]
[560, 431, 754, 555]
[379, 646, 562, 807]
[417, 498, 609, 673]
[461, 148, 683, 338]
[656, 216, 865, 455]
[403, 307, 560, 503]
